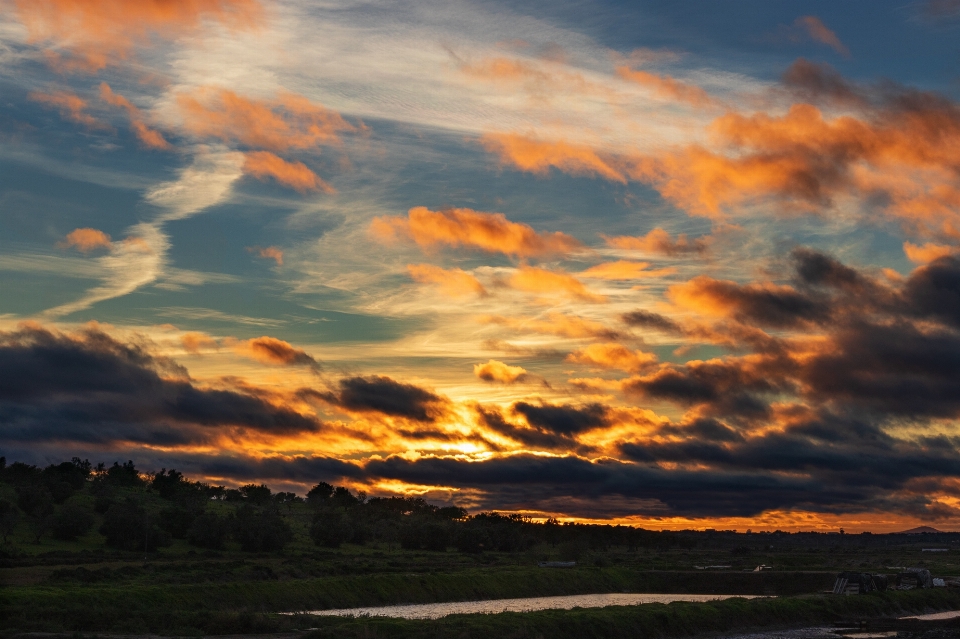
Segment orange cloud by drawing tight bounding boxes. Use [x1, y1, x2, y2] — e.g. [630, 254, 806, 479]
[177, 88, 353, 152]
[246, 245, 284, 266]
[667, 276, 812, 325]
[99, 83, 171, 150]
[181, 332, 218, 353]
[566, 343, 657, 373]
[407, 264, 487, 297]
[129, 121, 171, 149]
[603, 228, 709, 256]
[480, 133, 626, 183]
[58, 228, 112, 252]
[29, 90, 105, 130]
[509, 265, 607, 303]
[479, 67, 960, 238]
[235, 336, 318, 367]
[794, 16, 849, 57]
[615, 66, 715, 108]
[579, 260, 676, 280]
[371, 206, 582, 258]
[474, 359, 527, 383]
[480, 313, 621, 340]
[458, 55, 612, 102]
[13, 0, 263, 72]
[629, 101, 960, 219]
[242, 151, 332, 193]
[903, 241, 954, 264]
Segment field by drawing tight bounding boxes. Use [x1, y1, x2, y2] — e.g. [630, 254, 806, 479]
[3, 461, 960, 637]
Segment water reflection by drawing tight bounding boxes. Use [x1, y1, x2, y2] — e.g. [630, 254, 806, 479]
[303, 593, 760, 619]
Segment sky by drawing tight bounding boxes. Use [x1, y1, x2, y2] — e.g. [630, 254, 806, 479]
[2, 0, 960, 532]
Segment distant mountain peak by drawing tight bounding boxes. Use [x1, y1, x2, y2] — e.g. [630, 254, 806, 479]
[898, 526, 943, 534]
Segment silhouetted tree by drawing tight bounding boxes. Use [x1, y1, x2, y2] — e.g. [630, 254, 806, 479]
[232, 504, 292, 552]
[16, 485, 54, 543]
[41, 458, 90, 503]
[151, 468, 187, 500]
[158, 504, 197, 539]
[273, 492, 301, 511]
[104, 461, 144, 487]
[455, 525, 490, 554]
[239, 484, 272, 505]
[99, 499, 168, 551]
[187, 512, 229, 549]
[50, 504, 95, 541]
[331, 486, 358, 509]
[0, 498, 19, 543]
[310, 510, 352, 548]
[306, 482, 333, 505]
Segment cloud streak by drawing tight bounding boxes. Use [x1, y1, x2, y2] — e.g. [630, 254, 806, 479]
[372, 207, 582, 258]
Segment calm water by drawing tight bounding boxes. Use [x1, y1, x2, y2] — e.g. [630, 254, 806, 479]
[302, 593, 760, 619]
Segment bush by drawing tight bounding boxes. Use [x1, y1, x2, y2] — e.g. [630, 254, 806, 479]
[399, 519, 450, 551]
[232, 505, 292, 552]
[16, 485, 54, 542]
[456, 525, 490, 553]
[187, 512, 229, 549]
[0, 498, 19, 543]
[99, 499, 169, 551]
[94, 495, 114, 514]
[310, 510, 353, 548]
[41, 459, 90, 503]
[158, 505, 197, 539]
[50, 504, 95, 541]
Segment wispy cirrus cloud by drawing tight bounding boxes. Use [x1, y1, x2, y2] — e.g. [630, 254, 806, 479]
[12, 0, 263, 72]
[43, 150, 243, 318]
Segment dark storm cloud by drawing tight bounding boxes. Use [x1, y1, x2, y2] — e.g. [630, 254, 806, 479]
[316, 375, 449, 422]
[685, 276, 829, 328]
[475, 404, 573, 450]
[791, 247, 868, 292]
[623, 359, 785, 417]
[512, 401, 609, 435]
[622, 410, 960, 494]
[0, 325, 323, 447]
[573, 246, 960, 519]
[903, 256, 960, 328]
[361, 453, 872, 517]
[801, 320, 960, 417]
[620, 309, 683, 333]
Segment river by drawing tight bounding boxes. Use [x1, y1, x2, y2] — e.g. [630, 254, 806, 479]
[300, 592, 761, 619]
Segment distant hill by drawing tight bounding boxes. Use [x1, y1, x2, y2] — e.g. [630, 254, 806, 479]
[898, 526, 943, 534]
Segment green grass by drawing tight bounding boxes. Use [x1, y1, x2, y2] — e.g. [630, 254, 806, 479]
[0, 567, 835, 632]
[300, 589, 960, 639]
[4, 568, 959, 637]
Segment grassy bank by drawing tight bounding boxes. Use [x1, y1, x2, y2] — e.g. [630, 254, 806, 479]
[301, 589, 960, 639]
[1, 568, 833, 633]
[3, 588, 958, 638]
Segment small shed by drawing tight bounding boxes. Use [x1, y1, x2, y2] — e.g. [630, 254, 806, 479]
[896, 569, 933, 590]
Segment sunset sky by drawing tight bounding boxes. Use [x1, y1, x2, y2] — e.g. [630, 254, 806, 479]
[3, 0, 960, 532]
